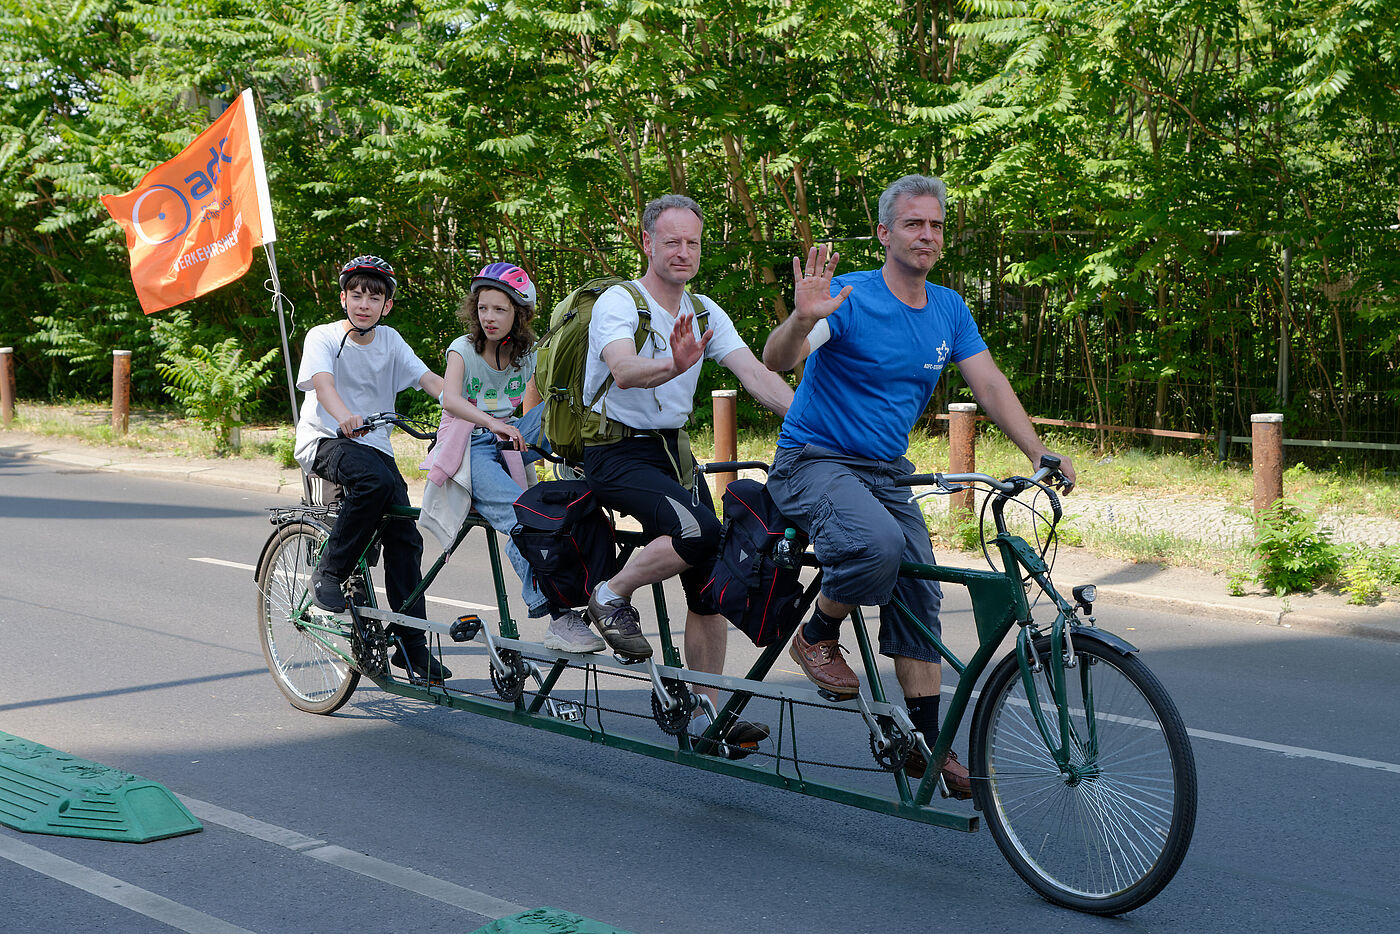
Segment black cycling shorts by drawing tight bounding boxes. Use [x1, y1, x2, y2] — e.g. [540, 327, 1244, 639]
[583, 432, 721, 613]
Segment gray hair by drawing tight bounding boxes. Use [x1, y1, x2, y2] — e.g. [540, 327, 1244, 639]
[877, 175, 947, 229]
[642, 194, 703, 234]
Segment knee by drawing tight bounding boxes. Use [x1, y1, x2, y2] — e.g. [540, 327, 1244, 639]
[666, 500, 721, 567]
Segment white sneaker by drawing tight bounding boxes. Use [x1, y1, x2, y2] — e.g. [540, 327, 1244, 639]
[542, 610, 606, 654]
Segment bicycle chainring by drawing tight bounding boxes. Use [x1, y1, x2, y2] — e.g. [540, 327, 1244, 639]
[490, 649, 527, 701]
[350, 617, 388, 677]
[650, 679, 695, 736]
[869, 728, 915, 772]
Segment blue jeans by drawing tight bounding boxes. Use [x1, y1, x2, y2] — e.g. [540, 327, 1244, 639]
[469, 405, 551, 618]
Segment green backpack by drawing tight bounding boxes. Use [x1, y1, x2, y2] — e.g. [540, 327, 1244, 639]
[534, 277, 707, 465]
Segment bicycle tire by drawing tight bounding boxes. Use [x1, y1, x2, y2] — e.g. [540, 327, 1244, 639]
[255, 520, 360, 714]
[969, 635, 1197, 915]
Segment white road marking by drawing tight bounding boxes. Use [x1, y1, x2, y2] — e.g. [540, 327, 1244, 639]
[192, 557, 494, 611]
[179, 797, 525, 919]
[0, 832, 256, 934]
[1183, 728, 1400, 774]
[957, 686, 1400, 774]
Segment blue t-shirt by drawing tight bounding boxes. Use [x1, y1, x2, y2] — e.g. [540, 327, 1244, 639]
[777, 269, 988, 461]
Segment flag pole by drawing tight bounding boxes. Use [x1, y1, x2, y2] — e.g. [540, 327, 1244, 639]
[237, 87, 297, 427]
[263, 241, 299, 425]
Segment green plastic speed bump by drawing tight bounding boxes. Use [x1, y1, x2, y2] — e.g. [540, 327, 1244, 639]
[0, 732, 201, 843]
[469, 908, 637, 934]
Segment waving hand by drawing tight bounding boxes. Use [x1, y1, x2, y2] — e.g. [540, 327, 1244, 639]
[793, 244, 854, 323]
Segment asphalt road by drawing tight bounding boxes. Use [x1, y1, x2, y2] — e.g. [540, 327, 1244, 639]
[1, 451, 1397, 933]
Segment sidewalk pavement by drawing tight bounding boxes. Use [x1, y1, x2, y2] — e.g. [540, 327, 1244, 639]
[5, 429, 1398, 644]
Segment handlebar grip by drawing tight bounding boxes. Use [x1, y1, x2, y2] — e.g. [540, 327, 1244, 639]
[702, 461, 771, 474]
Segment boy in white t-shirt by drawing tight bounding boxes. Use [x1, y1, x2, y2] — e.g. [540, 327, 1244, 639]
[293, 255, 448, 682]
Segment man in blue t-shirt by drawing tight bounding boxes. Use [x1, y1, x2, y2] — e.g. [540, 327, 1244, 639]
[763, 174, 1076, 798]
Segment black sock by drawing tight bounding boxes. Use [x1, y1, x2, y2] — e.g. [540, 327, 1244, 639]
[905, 694, 941, 740]
[803, 606, 844, 644]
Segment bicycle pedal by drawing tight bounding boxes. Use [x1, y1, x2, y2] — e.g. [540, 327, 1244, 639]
[817, 688, 858, 703]
[553, 702, 583, 722]
[450, 614, 483, 642]
[613, 653, 651, 666]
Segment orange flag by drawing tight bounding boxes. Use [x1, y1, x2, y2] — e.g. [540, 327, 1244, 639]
[101, 88, 276, 315]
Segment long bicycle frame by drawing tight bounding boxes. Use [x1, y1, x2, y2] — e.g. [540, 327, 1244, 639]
[257, 437, 1194, 913]
[262, 497, 1117, 833]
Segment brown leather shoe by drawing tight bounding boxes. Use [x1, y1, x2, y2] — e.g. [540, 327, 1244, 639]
[788, 627, 859, 698]
[905, 748, 973, 799]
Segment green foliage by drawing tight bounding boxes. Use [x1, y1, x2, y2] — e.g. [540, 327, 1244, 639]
[1246, 498, 1345, 596]
[152, 312, 278, 453]
[0, 0, 1396, 447]
[1338, 545, 1400, 606]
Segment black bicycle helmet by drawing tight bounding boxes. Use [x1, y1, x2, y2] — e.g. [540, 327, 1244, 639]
[339, 255, 397, 299]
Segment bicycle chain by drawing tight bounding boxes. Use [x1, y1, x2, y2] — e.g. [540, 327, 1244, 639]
[383, 657, 898, 774]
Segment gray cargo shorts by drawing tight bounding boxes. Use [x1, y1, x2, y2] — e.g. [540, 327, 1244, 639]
[767, 444, 943, 664]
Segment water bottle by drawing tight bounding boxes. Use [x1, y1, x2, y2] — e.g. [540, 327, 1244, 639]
[773, 528, 799, 569]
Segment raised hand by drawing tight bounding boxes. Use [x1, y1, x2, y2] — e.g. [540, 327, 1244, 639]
[792, 244, 853, 322]
[669, 311, 713, 375]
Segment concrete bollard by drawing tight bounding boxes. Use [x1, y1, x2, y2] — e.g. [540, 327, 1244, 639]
[948, 403, 978, 517]
[112, 350, 132, 435]
[0, 347, 14, 429]
[711, 389, 738, 495]
[1251, 413, 1284, 515]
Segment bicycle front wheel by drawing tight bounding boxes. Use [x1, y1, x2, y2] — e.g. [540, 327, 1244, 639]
[255, 521, 360, 714]
[970, 635, 1196, 915]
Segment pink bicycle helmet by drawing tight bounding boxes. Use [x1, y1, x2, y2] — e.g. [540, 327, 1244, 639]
[471, 262, 536, 310]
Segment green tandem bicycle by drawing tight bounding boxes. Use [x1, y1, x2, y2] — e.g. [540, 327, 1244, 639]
[254, 413, 1197, 916]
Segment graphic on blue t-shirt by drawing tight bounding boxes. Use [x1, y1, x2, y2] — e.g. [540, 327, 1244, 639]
[779, 269, 987, 461]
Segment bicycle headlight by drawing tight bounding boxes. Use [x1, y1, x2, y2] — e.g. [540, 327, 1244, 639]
[1072, 584, 1096, 610]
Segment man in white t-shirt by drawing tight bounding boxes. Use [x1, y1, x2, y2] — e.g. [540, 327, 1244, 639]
[581, 195, 794, 755]
[294, 255, 447, 682]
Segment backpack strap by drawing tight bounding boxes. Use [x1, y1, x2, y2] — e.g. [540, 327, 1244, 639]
[588, 283, 710, 447]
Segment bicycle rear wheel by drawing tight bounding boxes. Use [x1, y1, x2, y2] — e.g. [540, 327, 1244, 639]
[970, 635, 1196, 915]
[255, 521, 360, 714]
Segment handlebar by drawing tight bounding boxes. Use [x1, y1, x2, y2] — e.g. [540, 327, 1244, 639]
[891, 454, 1072, 496]
[701, 460, 772, 475]
[341, 412, 438, 441]
[500, 440, 567, 465]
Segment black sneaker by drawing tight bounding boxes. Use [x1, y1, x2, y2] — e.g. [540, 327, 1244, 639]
[390, 644, 453, 684]
[697, 719, 770, 760]
[585, 592, 653, 660]
[310, 567, 348, 612]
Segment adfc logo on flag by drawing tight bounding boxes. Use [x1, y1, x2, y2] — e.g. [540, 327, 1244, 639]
[102, 88, 276, 315]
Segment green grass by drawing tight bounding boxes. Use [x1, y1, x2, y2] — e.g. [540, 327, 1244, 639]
[692, 421, 1398, 519]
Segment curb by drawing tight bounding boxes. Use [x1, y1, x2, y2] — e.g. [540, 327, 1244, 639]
[3, 443, 299, 498]
[1095, 585, 1400, 643]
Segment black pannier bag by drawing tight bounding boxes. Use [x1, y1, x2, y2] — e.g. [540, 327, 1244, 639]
[702, 478, 809, 647]
[512, 480, 617, 609]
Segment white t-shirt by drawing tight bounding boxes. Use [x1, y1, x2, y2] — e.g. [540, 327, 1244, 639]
[293, 322, 431, 471]
[582, 281, 747, 431]
[446, 335, 535, 421]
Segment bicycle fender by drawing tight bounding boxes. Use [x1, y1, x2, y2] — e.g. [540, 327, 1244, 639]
[1070, 625, 1138, 656]
[254, 515, 332, 582]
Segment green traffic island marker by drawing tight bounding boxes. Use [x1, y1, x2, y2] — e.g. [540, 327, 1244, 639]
[470, 908, 637, 934]
[0, 732, 201, 843]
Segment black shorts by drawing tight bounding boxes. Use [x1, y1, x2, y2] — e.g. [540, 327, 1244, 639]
[583, 432, 721, 613]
